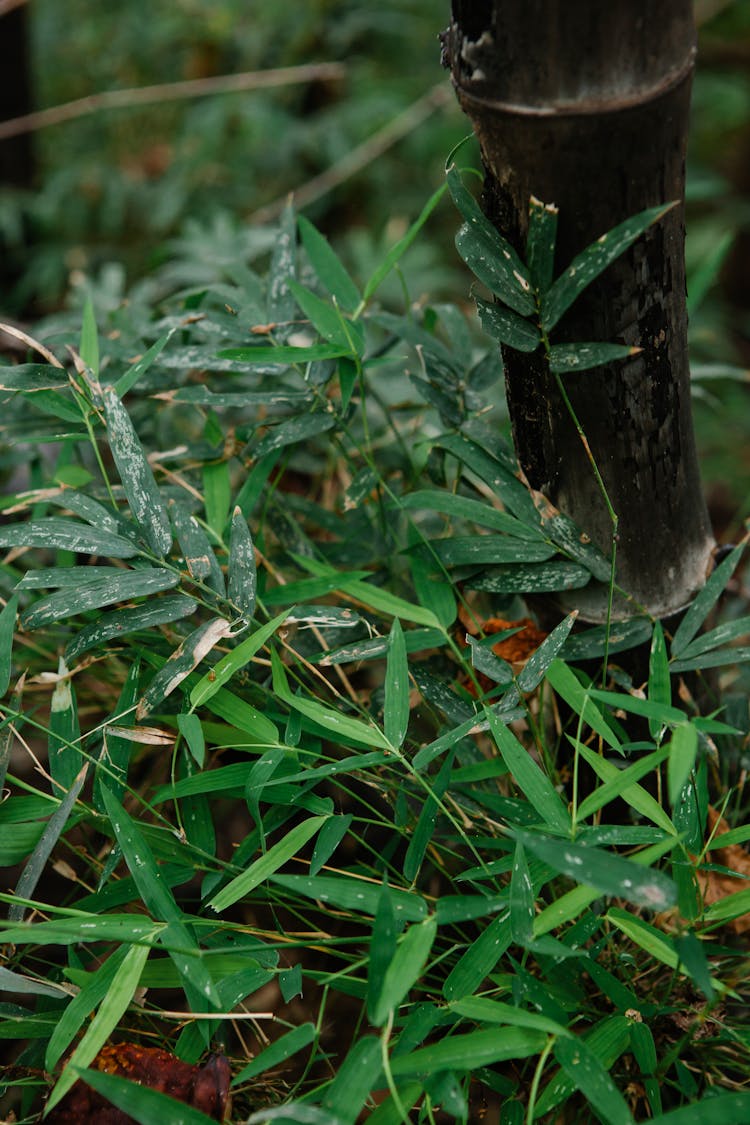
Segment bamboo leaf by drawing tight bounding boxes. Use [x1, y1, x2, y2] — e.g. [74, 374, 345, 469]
[253, 411, 336, 459]
[48, 656, 81, 790]
[44, 942, 151, 1112]
[298, 215, 360, 313]
[79, 298, 100, 376]
[233, 1023, 316, 1084]
[208, 815, 329, 912]
[309, 814, 353, 877]
[671, 540, 746, 657]
[517, 829, 677, 911]
[21, 567, 180, 630]
[648, 621, 671, 740]
[190, 609, 289, 709]
[102, 384, 172, 556]
[271, 874, 427, 921]
[45, 944, 130, 1071]
[0, 517, 138, 557]
[553, 1035, 635, 1125]
[227, 506, 257, 622]
[384, 618, 409, 749]
[526, 196, 558, 293]
[668, 723, 698, 808]
[371, 915, 437, 1026]
[442, 910, 511, 1000]
[548, 342, 640, 373]
[68, 1068, 219, 1125]
[648, 1095, 750, 1125]
[115, 329, 175, 397]
[517, 611, 578, 693]
[486, 708, 571, 832]
[65, 594, 196, 662]
[363, 181, 447, 301]
[219, 342, 350, 364]
[269, 197, 297, 325]
[389, 1027, 546, 1077]
[509, 840, 535, 943]
[0, 594, 18, 697]
[466, 560, 591, 594]
[289, 280, 353, 349]
[169, 501, 224, 594]
[574, 740, 675, 833]
[447, 164, 535, 315]
[138, 617, 233, 718]
[403, 751, 454, 883]
[367, 880, 399, 1023]
[545, 660, 621, 749]
[425, 534, 555, 567]
[397, 489, 545, 539]
[542, 202, 676, 332]
[475, 295, 540, 353]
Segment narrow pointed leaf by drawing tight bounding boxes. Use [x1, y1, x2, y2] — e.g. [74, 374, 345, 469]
[48, 656, 81, 790]
[0, 594, 17, 697]
[371, 915, 437, 1026]
[545, 660, 621, 748]
[548, 341, 640, 373]
[447, 164, 535, 315]
[79, 298, 100, 376]
[486, 708, 571, 832]
[271, 874, 426, 921]
[253, 411, 336, 459]
[403, 750, 454, 882]
[517, 828, 677, 911]
[389, 1027, 546, 1077]
[368, 880, 399, 1022]
[442, 910, 511, 1000]
[219, 342, 350, 364]
[542, 202, 676, 331]
[208, 815, 328, 912]
[554, 1035, 635, 1125]
[21, 568, 180, 630]
[102, 384, 172, 556]
[138, 616, 232, 719]
[65, 594, 196, 662]
[289, 280, 352, 349]
[363, 181, 447, 301]
[68, 1068, 219, 1125]
[668, 724, 698, 808]
[476, 295, 540, 352]
[269, 198, 297, 325]
[384, 618, 409, 748]
[510, 841, 535, 943]
[115, 328, 175, 397]
[227, 506, 257, 622]
[298, 215, 360, 313]
[45, 945, 130, 1071]
[517, 611, 577, 693]
[648, 621, 671, 740]
[526, 196, 558, 293]
[0, 518, 137, 557]
[233, 1023, 316, 1084]
[671, 540, 746, 657]
[190, 609, 289, 709]
[44, 942, 150, 1113]
[169, 501, 224, 594]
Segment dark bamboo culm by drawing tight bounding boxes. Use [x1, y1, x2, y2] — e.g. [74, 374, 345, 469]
[443, 1, 715, 622]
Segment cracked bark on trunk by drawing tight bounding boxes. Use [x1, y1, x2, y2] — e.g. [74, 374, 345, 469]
[444, 1, 714, 622]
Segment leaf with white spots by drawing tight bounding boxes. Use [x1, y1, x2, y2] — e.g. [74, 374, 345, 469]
[21, 567, 180, 630]
[542, 202, 676, 332]
[554, 1034, 636, 1125]
[526, 196, 558, 293]
[101, 384, 172, 557]
[516, 828, 678, 911]
[548, 341, 640, 373]
[137, 616, 232, 718]
[384, 618, 409, 749]
[0, 518, 137, 558]
[227, 506, 257, 622]
[475, 295, 540, 353]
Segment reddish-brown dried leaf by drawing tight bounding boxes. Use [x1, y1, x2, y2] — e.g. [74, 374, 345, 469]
[45, 1042, 231, 1124]
[458, 607, 548, 695]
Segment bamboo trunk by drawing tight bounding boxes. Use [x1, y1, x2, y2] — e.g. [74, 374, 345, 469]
[444, 1, 714, 621]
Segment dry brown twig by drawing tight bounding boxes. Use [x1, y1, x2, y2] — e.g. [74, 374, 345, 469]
[0, 61, 346, 141]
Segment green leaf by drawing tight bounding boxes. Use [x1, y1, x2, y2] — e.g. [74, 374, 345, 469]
[169, 500, 224, 594]
[447, 164, 535, 315]
[219, 342, 350, 364]
[65, 594, 196, 662]
[548, 341, 640, 373]
[68, 1068, 219, 1125]
[309, 813, 352, 877]
[21, 567, 180, 630]
[79, 298, 100, 376]
[321, 1036, 382, 1124]
[0, 518, 137, 557]
[526, 196, 558, 293]
[648, 1095, 750, 1125]
[517, 611, 578, 693]
[545, 660, 621, 749]
[475, 295, 540, 352]
[0, 594, 18, 697]
[450, 996, 565, 1036]
[190, 610, 288, 710]
[517, 829, 677, 911]
[363, 181, 447, 301]
[668, 723, 698, 808]
[227, 506, 257, 622]
[575, 746, 671, 823]
[45, 944, 130, 1070]
[486, 708, 571, 832]
[674, 929, 715, 1001]
[271, 874, 427, 921]
[676, 614, 750, 659]
[397, 489, 545, 539]
[289, 279, 353, 350]
[114, 329, 176, 397]
[510, 841, 535, 943]
[272, 649, 391, 749]
[298, 215, 360, 313]
[442, 910, 511, 1000]
[48, 656, 81, 790]
[368, 880, 399, 1023]
[574, 741, 675, 834]
[466, 560, 591, 594]
[177, 712, 205, 768]
[253, 411, 336, 458]
[553, 1034, 635, 1125]
[426, 534, 555, 567]
[269, 197, 297, 325]
[0, 363, 69, 391]
[371, 915, 437, 1026]
[389, 1027, 546, 1077]
[606, 907, 683, 971]
[385, 619, 409, 749]
[233, 1022, 316, 1084]
[648, 621, 671, 740]
[102, 384, 172, 556]
[542, 202, 675, 332]
[44, 942, 150, 1112]
[403, 751, 454, 883]
[208, 815, 329, 912]
[138, 617, 232, 718]
[671, 541, 746, 657]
